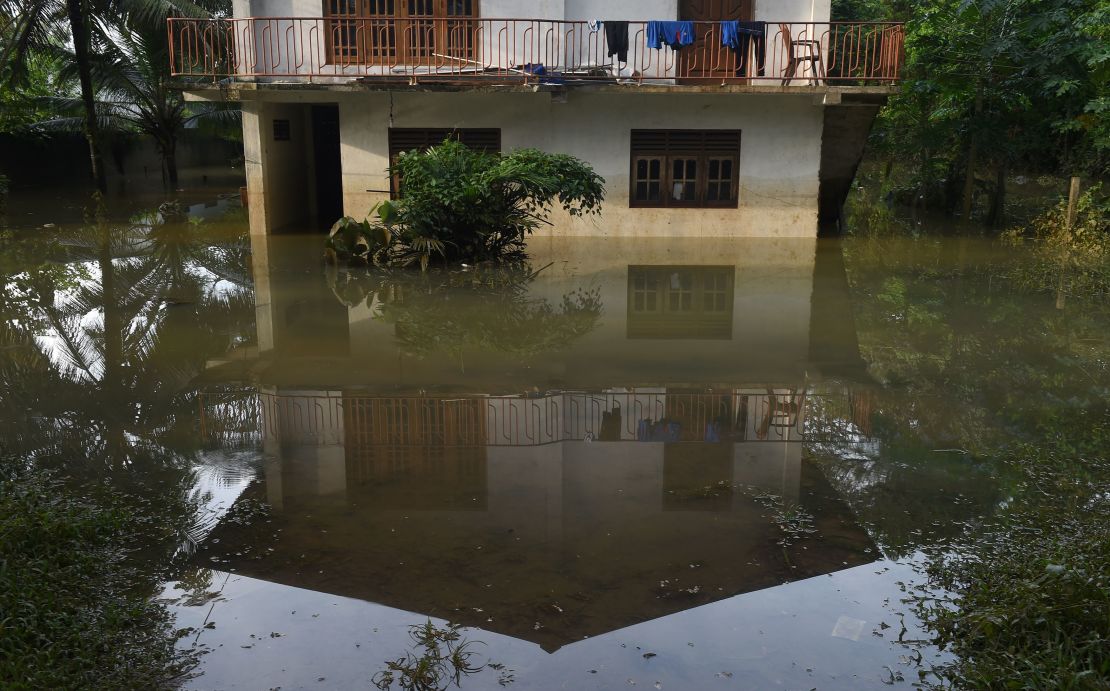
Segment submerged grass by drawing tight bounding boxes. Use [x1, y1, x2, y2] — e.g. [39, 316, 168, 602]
[0, 465, 191, 689]
[913, 412, 1110, 689]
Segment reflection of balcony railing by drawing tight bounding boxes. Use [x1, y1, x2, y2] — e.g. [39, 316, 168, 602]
[197, 389, 826, 449]
[168, 18, 904, 86]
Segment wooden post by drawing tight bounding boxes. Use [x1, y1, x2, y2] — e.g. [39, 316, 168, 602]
[1056, 176, 1081, 310]
[1066, 176, 1081, 228]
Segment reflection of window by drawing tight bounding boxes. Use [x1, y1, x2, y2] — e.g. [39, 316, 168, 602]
[630, 130, 741, 208]
[324, 0, 479, 65]
[627, 266, 736, 339]
[388, 128, 500, 197]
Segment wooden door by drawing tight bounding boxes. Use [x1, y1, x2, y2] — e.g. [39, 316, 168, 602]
[400, 0, 478, 65]
[678, 0, 752, 83]
[325, 0, 478, 66]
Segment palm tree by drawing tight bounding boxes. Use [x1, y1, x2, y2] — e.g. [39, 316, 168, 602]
[44, 16, 239, 186]
[1, 0, 108, 190]
[0, 0, 229, 191]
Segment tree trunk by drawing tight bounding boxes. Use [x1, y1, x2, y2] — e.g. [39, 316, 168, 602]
[65, 0, 107, 193]
[98, 225, 123, 383]
[988, 165, 1006, 227]
[961, 91, 984, 222]
[164, 137, 179, 188]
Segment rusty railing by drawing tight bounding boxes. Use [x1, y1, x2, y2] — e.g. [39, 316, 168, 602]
[168, 18, 904, 86]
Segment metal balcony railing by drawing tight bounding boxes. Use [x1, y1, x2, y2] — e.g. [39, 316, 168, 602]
[168, 18, 904, 86]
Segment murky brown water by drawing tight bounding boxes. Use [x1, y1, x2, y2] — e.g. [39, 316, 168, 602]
[2, 184, 1107, 689]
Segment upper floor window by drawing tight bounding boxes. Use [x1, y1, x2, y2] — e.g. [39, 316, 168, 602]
[325, 0, 479, 65]
[629, 130, 741, 209]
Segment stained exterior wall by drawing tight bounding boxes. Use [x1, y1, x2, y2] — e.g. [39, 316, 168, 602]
[333, 90, 824, 237]
[230, 0, 836, 237]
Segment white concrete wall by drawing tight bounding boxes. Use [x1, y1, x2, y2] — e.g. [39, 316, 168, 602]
[563, 0, 676, 21]
[335, 90, 823, 237]
[234, 0, 827, 22]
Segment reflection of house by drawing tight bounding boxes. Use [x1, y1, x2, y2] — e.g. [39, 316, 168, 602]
[194, 237, 882, 651]
[173, 3, 903, 237]
[203, 396, 874, 651]
[209, 235, 873, 390]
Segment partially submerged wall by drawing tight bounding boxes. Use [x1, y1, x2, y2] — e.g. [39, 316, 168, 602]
[335, 90, 824, 237]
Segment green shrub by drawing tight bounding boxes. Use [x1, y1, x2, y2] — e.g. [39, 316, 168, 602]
[913, 414, 1110, 689]
[1004, 184, 1110, 301]
[326, 140, 605, 269]
[0, 466, 190, 689]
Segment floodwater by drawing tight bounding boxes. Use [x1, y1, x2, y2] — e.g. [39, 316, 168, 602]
[2, 184, 1107, 689]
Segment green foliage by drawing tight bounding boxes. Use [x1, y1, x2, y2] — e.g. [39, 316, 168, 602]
[872, 0, 1108, 217]
[326, 140, 605, 268]
[372, 621, 495, 691]
[1004, 184, 1110, 301]
[912, 413, 1110, 689]
[0, 54, 68, 133]
[0, 466, 192, 689]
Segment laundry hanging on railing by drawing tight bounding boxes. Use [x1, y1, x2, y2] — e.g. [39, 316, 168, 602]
[636, 419, 683, 442]
[647, 21, 695, 50]
[604, 21, 630, 63]
[722, 20, 767, 77]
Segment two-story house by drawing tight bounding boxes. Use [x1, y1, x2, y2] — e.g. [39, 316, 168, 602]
[173, 1, 903, 238]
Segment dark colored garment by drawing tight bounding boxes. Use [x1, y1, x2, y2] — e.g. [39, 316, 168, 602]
[599, 408, 622, 441]
[722, 20, 766, 77]
[604, 21, 630, 63]
[647, 21, 695, 50]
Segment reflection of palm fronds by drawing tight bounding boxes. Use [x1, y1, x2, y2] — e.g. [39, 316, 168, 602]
[3, 216, 255, 468]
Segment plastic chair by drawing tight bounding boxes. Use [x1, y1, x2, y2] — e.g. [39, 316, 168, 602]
[779, 23, 823, 85]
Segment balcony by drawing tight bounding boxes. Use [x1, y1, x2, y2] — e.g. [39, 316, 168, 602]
[168, 18, 904, 88]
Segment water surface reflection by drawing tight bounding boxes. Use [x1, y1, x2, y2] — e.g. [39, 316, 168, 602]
[163, 233, 938, 687]
[14, 214, 1091, 688]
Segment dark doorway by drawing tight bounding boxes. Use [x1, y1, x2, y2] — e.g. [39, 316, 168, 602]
[311, 105, 343, 231]
[678, 0, 753, 84]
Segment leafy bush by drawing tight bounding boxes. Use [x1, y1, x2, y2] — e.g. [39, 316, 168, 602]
[0, 466, 190, 689]
[912, 413, 1110, 689]
[1004, 184, 1110, 301]
[326, 140, 605, 269]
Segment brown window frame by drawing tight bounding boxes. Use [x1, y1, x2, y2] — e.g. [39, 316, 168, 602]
[324, 0, 479, 66]
[629, 130, 741, 209]
[388, 127, 500, 198]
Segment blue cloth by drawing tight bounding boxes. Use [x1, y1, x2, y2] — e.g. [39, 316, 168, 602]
[647, 21, 695, 50]
[637, 419, 682, 442]
[721, 20, 765, 49]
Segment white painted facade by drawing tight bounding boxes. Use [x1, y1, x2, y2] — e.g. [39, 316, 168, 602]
[225, 0, 850, 238]
[233, 0, 830, 24]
